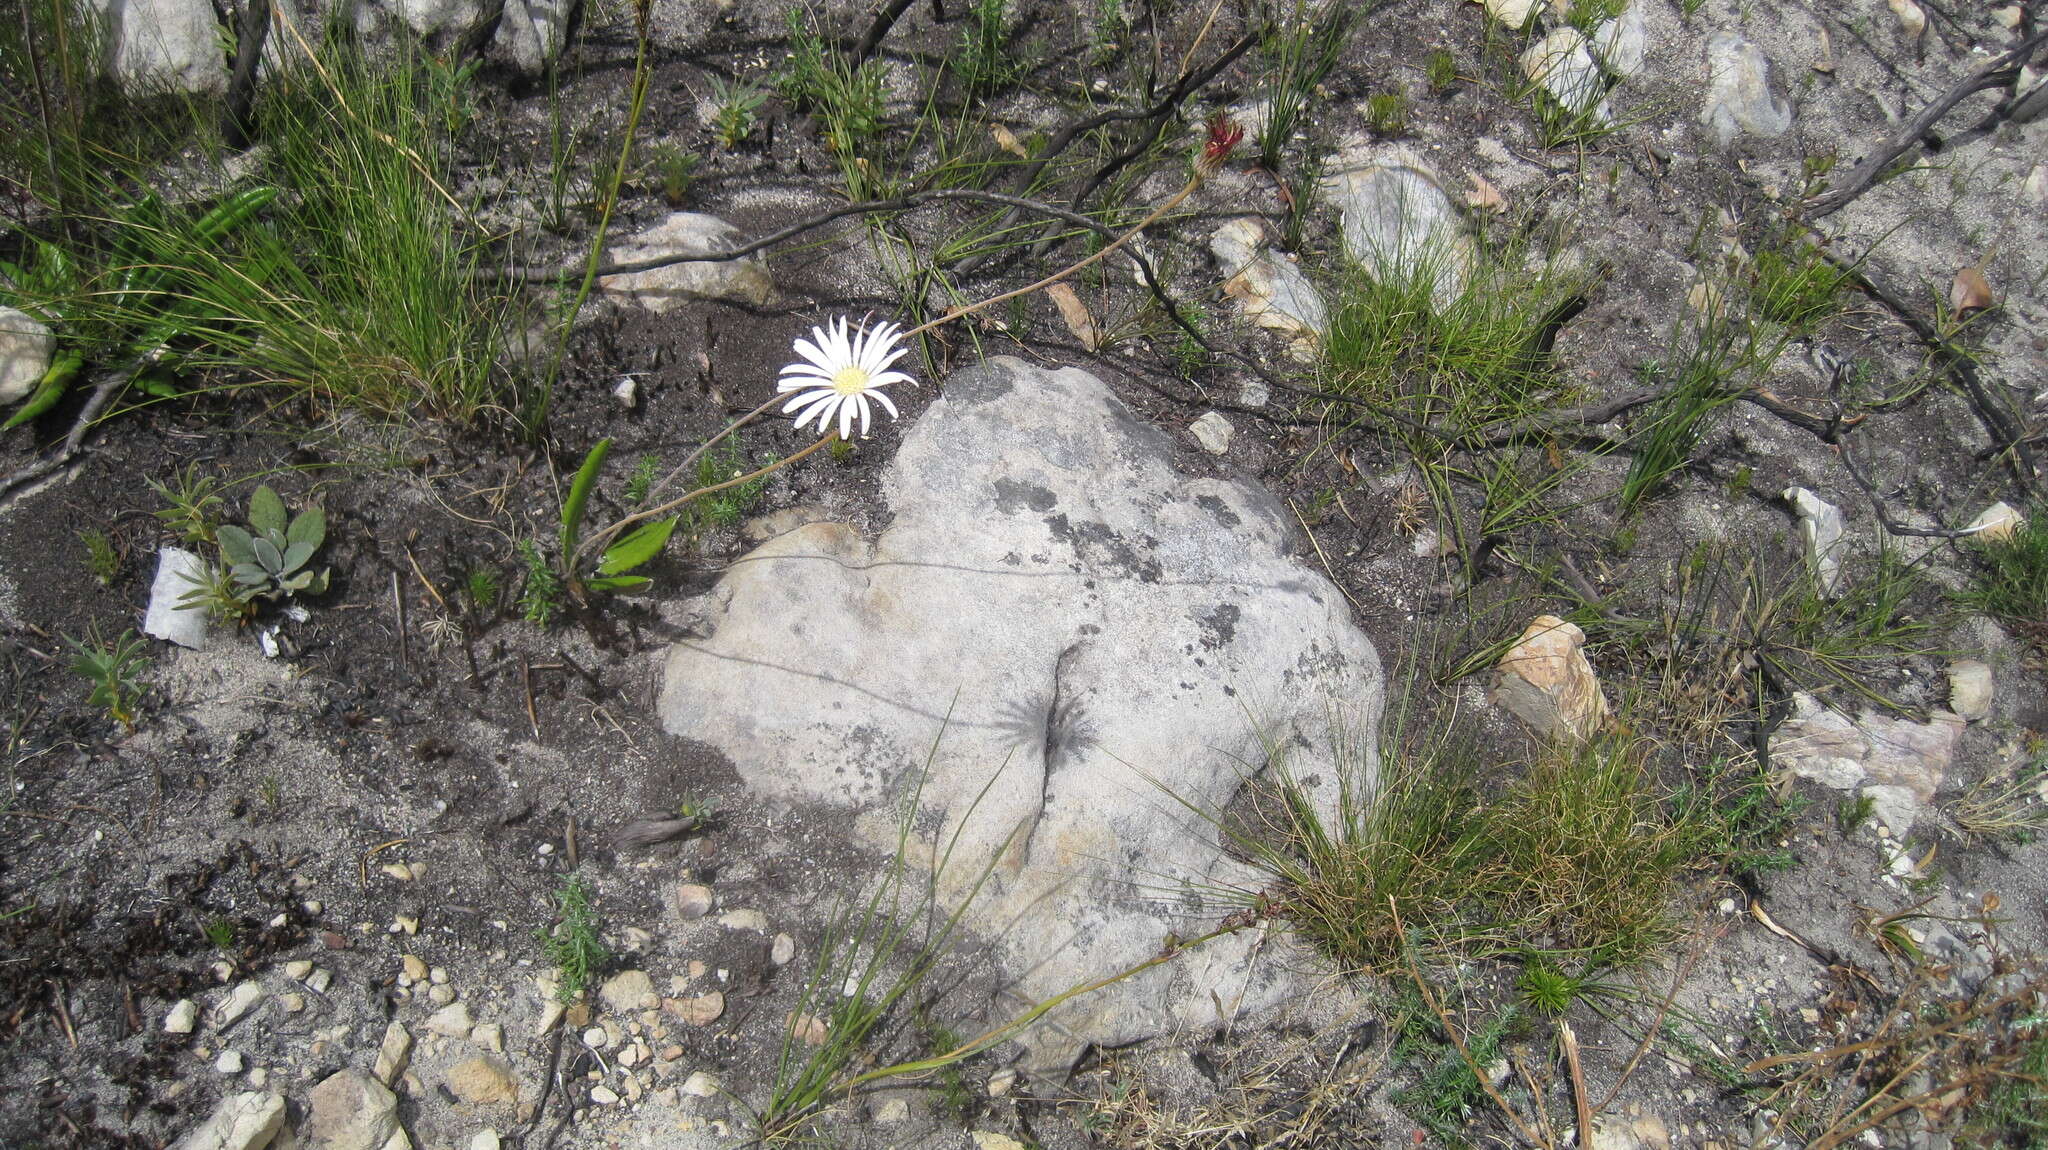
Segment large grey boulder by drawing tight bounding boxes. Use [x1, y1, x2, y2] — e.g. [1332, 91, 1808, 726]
[660, 358, 1383, 1072]
[94, 0, 227, 94]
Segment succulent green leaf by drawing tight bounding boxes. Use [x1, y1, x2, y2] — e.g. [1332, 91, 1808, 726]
[583, 575, 651, 592]
[216, 525, 257, 565]
[561, 439, 611, 555]
[600, 518, 677, 576]
[248, 486, 287, 536]
[303, 569, 329, 596]
[286, 506, 325, 552]
[231, 563, 270, 587]
[280, 540, 314, 573]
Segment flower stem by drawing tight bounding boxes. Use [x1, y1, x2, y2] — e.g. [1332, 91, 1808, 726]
[572, 426, 836, 571]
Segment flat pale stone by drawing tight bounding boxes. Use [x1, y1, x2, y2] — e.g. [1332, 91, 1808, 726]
[600, 213, 773, 313]
[168, 1091, 285, 1150]
[659, 359, 1381, 1074]
[1702, 34, 1793, 145]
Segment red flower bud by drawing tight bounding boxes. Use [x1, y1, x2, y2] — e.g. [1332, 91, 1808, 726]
[1197, 113, 1243, 179]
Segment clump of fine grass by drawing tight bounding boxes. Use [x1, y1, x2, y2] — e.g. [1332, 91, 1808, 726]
[4, 34, 517, 422]
[1748, 233, 1850, 334]
[1247, 723, 1708, 976]
[1321, 225, 1588, 428]
[1256, 0, 1355, 171]
[1956, 505, 2048, 643]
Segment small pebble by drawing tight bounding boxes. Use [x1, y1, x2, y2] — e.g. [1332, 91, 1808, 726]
[590, 1085, 621, 1106]
[214, 1051, 244, 1074]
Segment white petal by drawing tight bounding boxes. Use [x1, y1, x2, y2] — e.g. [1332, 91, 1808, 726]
[837, 396, 857, 441]
[860, 325, 906, 374]
[823, 316, 853, 365]
[778, 367, 835, 389]
[790, 392, 839, 427]
[855, 394, 873, 438]
[790, 336, 832, 373]
[867, 370, 914, 389]
[870, 389, 899, 421]
[782, 388, 836, 412]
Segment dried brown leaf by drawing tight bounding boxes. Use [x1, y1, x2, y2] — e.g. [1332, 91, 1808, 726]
[1951, 265, 1993, 314]
[991, 123, 1028, 158]
[1465, 171, 1507, 215]
[1046, 282, 1101, 350]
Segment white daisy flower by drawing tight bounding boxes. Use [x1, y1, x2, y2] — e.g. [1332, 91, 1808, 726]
[777, 316, 916, 440]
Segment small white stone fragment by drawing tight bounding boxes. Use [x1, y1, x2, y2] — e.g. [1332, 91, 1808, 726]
[583, 1025, 611, 1049]
[215, 1050, 245, 1074]
[305, 968, 332, 994]
[770, 933, 796, 966]
[284, 961, 313, 981]
[373, 1022, 413, 1087]
[1964, 501, 2025, 541]
[472, 1022, 505, 1053]
[673, 884, 714, 919]
[280, 994, 305, 1014]
[470, 1133, 502, 1150]
[613, 377, 639, 409]
[1785, 487, 1847, 598]
[143, 548, 212, 650]
[716, 908, 768, 933]
[427, 1002, 475, 1039]
[1190, 411, 1234, 455]
[0, 306, 54, 405]
[681, 1071, 722, 1098]
[428, 984, 457, 1006]
[165, 999, 199, 1034]
[1481, 0, 1540, 30]
[1947, 660, 1993, 721]
[590, 1085, 621, 1106]
[216, 982, 266, 1028]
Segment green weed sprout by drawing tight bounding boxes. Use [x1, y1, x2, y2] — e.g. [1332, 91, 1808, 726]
[68, 627, 148, 729]
[78, 529, 118, 585]
[537, 871, 608, 1003]
[148, 464, 225, 546]
[707, 76, 768, 149]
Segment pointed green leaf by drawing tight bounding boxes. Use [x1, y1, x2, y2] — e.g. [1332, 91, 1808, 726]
[583, 575, 651, 592]
[248, 486, 287, 536]
[561, 439, 611, 555]
[216, 525, 257, 565]
[287, 506, 325, 551]
[600, 518, 677, 576]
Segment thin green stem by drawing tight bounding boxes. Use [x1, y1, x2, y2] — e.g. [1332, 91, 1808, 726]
[533, 0, 655, 433]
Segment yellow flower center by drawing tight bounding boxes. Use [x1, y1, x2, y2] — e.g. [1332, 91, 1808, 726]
[831, 365, 870, 395]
